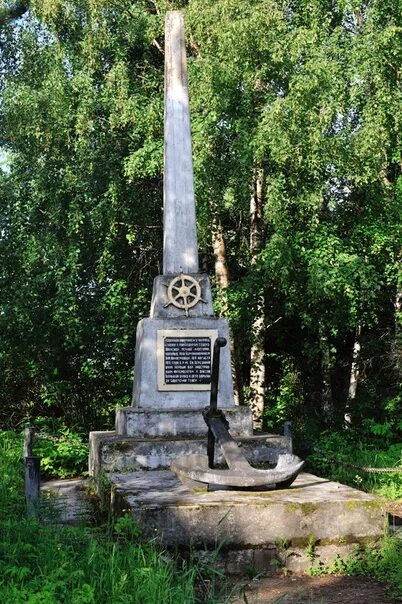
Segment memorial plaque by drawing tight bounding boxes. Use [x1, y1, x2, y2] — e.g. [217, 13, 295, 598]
[157, 329, 218, 391]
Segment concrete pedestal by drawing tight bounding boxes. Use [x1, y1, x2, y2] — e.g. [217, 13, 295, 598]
[109, 470, 386, 573]
[115, 406, 253, 437]
[89, 430, 291, 475]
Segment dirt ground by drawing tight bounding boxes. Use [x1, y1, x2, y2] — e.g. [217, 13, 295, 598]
[229, 575, 401, 603]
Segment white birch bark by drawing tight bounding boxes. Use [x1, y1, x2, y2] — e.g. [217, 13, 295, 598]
[319, 324, 334, 426]
[212, 219, 243, 405]
[345, 325, 361, 425]
[249, 167, 265, 426]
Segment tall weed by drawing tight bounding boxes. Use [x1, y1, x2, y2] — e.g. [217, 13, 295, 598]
[0, 431, 196, 603]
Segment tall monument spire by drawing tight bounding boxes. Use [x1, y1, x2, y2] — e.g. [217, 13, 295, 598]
[129, 11, 234, 410]
[163, 11, 199, 275]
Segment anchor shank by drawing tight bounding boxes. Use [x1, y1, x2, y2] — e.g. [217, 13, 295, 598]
[206, 337, 227, 468]
[208, 416, 251, 472]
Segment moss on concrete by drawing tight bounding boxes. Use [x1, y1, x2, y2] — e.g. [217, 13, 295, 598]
[285, 502, 319, 515]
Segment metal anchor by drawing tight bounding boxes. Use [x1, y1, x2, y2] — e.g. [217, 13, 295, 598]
[171, 338, 304, 489]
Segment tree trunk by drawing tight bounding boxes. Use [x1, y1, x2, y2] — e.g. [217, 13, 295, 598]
[319, 324, 334, 426]
[250, 168, 264, 259]
[344, 325, 361, 425]
[393, 260, 402, 376]
[250, 299, 265, 426]
[213, 220, 230, 303]
[249, 166, 265, 427]
[212, 219, 244, 404]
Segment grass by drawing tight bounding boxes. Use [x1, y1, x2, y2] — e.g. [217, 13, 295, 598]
[0, 430, 197, 603]
[306, 429, 402, 598]
[3, 426, 402, 601]
[307, 431, 402, 499]
[308, 538, 402, 599]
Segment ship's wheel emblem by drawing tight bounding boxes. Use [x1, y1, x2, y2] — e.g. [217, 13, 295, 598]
[164, 273, 206, 316]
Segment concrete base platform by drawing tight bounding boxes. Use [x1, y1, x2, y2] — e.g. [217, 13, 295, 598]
[109, 470, 386, 573]
[89, 431, 291, 474]
[41, 478, 90, 526]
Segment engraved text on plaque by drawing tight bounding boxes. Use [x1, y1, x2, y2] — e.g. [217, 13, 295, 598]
[157, 329, 218, 391]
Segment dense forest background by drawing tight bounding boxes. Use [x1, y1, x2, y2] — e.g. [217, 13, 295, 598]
[0, 0, 401, 449]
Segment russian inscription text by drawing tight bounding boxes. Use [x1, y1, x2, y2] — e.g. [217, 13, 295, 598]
[164, 337, 211, 384]
[157, 329, 218, 391]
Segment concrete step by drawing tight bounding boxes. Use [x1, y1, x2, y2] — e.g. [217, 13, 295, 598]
[89, 431, 291, 475]
[41, 478, 91, 526]
[109, 470, 386, 574]
[115, 406, 254, 437]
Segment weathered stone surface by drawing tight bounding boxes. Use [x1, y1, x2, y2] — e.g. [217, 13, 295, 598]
[116, 406, 253, 437]
[89, 431, 291, 475]
[110, 471, 386, 550]
[163, 11, 198, 275]
[219, 544, 360, 574]
[41, 478, 90, 526]
[132, 317, 235, 409]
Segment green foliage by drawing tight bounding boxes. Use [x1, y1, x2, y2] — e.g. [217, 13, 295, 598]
[305, 535, 318, 564]
[265, 356, 304, 429]
[308, 430, 402, 499]
[0, 0, 163, 431]
[186, 0, 402, 429]
[0, 431, 25, 519]
[309, 538, 402, 599]
[32, 417, 89, 478]
[113, 513, 141, 540]
[2, 421, 88, 478]
[0, 0, 401, 439]
[0, 430, 197, 603]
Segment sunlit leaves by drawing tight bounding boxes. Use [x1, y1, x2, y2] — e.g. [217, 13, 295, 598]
[0, 0, 163, 428]
[0, 0, 401, 431]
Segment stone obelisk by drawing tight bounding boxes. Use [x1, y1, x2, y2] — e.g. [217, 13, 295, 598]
[163, 11, 198, 276]
[131, 11, 235, 410]
[91, 11, 255, 475]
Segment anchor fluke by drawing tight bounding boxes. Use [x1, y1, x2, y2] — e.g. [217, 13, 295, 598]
[171, 452, 304, 489]
[171, 335, 304, 490]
